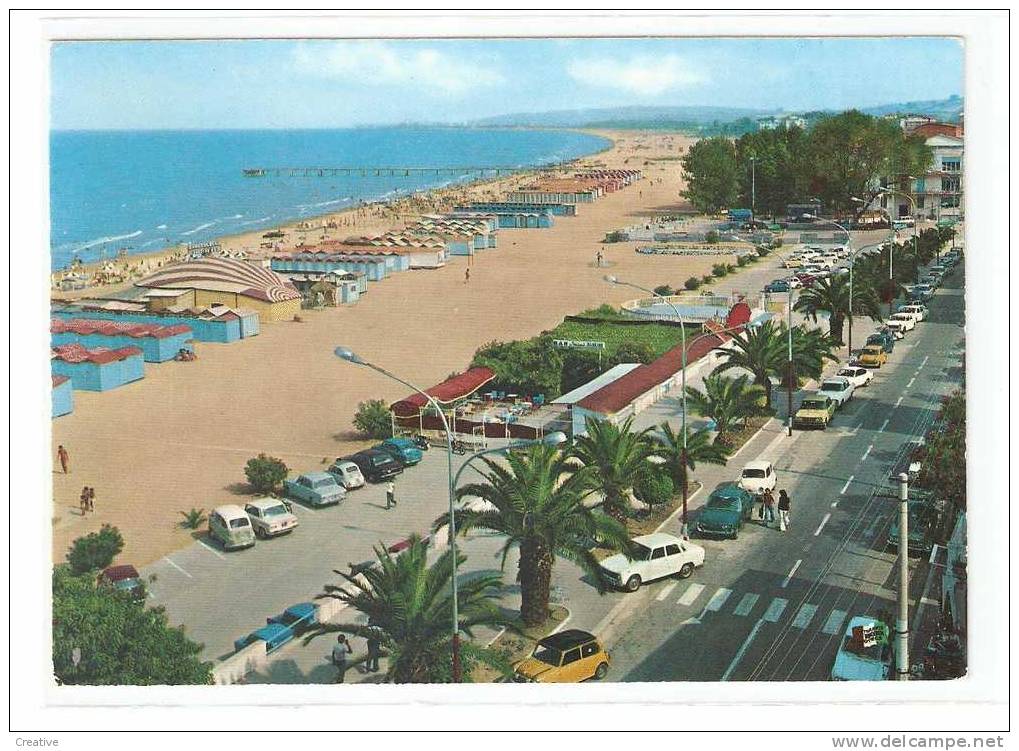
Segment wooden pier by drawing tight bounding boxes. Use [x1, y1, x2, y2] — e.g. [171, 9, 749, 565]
[241, 164, 569, 178]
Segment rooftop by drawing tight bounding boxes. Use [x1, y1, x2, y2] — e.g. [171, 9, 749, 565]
[136, 257, 300, 303]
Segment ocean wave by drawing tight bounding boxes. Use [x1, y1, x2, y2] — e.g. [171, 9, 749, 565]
[180, 220, 218, 237]
[156, 224, 168, 230]
[239, 216, 272, 227]
[69, 230, 144, 253]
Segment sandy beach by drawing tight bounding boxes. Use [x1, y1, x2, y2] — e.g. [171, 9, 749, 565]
[50, 130, 740, 565]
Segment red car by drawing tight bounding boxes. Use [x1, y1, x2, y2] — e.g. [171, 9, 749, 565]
[98, 564, 146, 602]
[795, 273, 817, 287]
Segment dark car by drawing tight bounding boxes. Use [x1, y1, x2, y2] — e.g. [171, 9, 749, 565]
[694, 485, 755, 539]
[345, 448, 403, 483]
[98, 564, 146, 602]
[764, 279, 791, 293]
[866, 331, 895, 353]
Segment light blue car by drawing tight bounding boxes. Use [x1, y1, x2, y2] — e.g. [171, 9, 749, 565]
[284, 471, 345, 507]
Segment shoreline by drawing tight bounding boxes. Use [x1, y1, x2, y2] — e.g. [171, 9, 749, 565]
[50, 127, 617, 287]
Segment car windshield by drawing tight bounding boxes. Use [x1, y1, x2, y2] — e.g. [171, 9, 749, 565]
[742, 468, 766, 478]
[264, 505, 289, 517]
[229, 517, 250, 529]
[532, 645, 563, 666]
[865, 346, 882, 353]
[279, 612, 303, 626]
[706, 494, 740, 510]
[312, 478, 335, 489]
[802, 399, 826, 409]
[821, 381, 843, 391]
[114, 579, 139, 590]
[373, 455, 394, 466]
[838, 369, 858, 378]
[629, 542, 653, 561]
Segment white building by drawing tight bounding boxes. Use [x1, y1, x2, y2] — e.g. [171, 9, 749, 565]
[757, 114, 807, 131]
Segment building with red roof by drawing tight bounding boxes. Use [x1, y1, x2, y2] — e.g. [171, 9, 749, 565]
[51, 344, 145, 392]
[52, 318, 194, 362]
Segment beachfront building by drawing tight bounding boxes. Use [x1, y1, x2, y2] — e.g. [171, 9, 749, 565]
[51, 343, 145, 392]
[508, 179, 600, 205]
[134, 257, 302, 323]
[574, 168, 643, 187]
[452, 209, 553, 229]
[340, 236, 444, 269]
[458, 201, 577, 217]
[51, 318, 193, 363]
[910, 134, 964, 223]
[410, 216, 499, 250]
[550, 363, 642, 438]
[271, 245, 393, 282]
[52, 300, 255, 343]
[282, 271, 363, 306]
[52, 375, 74, 418]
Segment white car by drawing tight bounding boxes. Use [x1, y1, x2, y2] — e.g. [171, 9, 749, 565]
[837, 365, 874, 389]
[737, 460, 777, 494]
[887, 314, 916, 332]
[818, 376, 855, 408]
[785, 276, 803, 289]
[883, 321, 908, 339]
[244, 497, 299, 539]
[327, 459, 365, 490]
[896, 305, 926, 323]
[599, 533, 706, 592]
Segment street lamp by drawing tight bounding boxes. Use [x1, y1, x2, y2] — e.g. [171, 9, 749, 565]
[801, 213, 855, 357]
[877, 186, 919, 285]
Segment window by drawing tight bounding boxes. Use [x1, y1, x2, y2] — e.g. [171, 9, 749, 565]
[665, 544, 681, 556]
[244, 506, 259, 517]
[943, 177, 961, 193]
[651, 547, 666, 560]
[941, 196, 960, 208]
[229, 517, 250, 529]
[562, 648, 583, 665]
[917, 196, 925, 209]
[581, 642, 599, 658]
[942, 159, 961, 173]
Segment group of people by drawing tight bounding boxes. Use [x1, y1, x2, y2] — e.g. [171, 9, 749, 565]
[79, 486, 96, 515]
[755, 488, 791, 531]
[332, 631, 384, 683]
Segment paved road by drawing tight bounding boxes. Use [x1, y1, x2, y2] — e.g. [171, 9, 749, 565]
[605, 265, 965, 682]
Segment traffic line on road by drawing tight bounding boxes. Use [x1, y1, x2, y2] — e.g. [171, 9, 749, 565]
[763, 597, 788, 623]
[831, 500, 839, 508]
[197, 540, 226, 560]
[822, 609, 848, 635]
[879, 418, 889, 433]
[920, 355, 929, 368]
[861, 444, 873, 461]
[733, 593, 760, 617]
[656, 581, 678, 602]
[781, 559, 802, 588]
[813, 513, 832, 537]
[162, 557, 192, 578]
[677, 582, 705, 606]
[840, 475, 854, 494]
[722, 618, 764, 681]
[791, 603, 818, 629]
[697, 587, 732, 619]
[907, 377, 915, 388]
[895, 396, 903, 408]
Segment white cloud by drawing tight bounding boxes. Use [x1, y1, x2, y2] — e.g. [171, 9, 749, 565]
[293, 41, 503, 95]
[567, 54, 704, 96]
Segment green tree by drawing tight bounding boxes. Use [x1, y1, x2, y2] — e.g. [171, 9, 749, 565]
[572, 416, 657, 520]
[304, 535, 508, 683]
[439, 443, 631, 626]
[53, 565, 212, 685]
[652, 423, 729, 497]
[712, 320, 786, 407]
[244, 453, 289, 495]
[684, 374, 767, 439]
[353, 399, 393, 439]
[612, 340, 655, 365]
[560, 350, 603, 395]
[680, 137, 739, 214]
[736, 126, 809, 216]
[632, 464, 674, 511]
[472, 337, 564, 397]
[793, 273, 882, 344]
[66, 525, 124, 574]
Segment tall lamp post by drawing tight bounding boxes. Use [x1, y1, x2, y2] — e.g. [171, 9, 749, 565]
[802, 214, 853, 356]
[749, 156, 756, 218]
[877, 186, 919, 285]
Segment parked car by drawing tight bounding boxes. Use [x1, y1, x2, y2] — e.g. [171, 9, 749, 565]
[345, 448, 403, 483]
[513, 629, 609, 682]
[831, 616, 892, 681]
[209, 505, 256, 551]
[98, 564, 146, 602]
[695, 485, 755, 539]
[887, 494, 940, 556]
[785, 276, 803, 289]
[882, 323, 906, 340]
[284, 471, 346, 507]
[233, 623, 294, 654]
[794, 394, 838, 429]
[373, 437, 424, 467]
[267, 602, 318, 633]
[326, 459, 366, 490]
[866, 332, 895, 353]
[858, 345, 888, 368]
[909, 284, 933, 302]
[896, 304, 927, 322]
[737, 460, 777, 494]
[599, 533, 706, 591]
[244, 497, 299, 539]
[234, 602, 319, 654]
[887, 313, 916, 332]
[818, 376, 855, 408]
[783, 257, 804, 269]
[837, 365, 874, 389]
[764, 279, 791, 293]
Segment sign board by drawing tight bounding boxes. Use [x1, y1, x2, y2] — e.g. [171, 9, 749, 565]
[551, 339, 606, 351]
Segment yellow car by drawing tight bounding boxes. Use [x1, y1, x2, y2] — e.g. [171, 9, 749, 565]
[794, 394, 837, 430]
[858, 344, 888, 368]
[513, 629, 610, 683]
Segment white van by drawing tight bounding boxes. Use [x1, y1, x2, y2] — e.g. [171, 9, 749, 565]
[209, 504, 256, 550]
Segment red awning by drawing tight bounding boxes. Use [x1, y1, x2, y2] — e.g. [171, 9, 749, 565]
[391, 367, 496, 417]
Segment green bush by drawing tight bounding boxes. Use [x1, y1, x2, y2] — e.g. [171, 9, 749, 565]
[67, 525, 124, 574]
[684, 276, 701, 290]
[701, 274, 714, 285]
[653, 285, 674, 296]
[756, 245, 772, 257]
[633, 466, 674, 510]
[244, 453, 289, 495]
[613, 340, 656, 365]
[711, 263, 729, 278]
[771, 238, 783, 249]
[725, 263, 736, 274]
[179, 508, 207, 530]
[705, 230, 720, 244]
[353, 398, 393, 439]
[736, 254, 748, 267]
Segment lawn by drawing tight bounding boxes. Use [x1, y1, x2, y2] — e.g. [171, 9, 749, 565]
[549, 318, 700, 358]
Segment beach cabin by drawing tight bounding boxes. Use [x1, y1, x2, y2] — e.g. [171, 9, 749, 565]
[51, 318, 194, 363]
[52, 375, 74, 418]
[51, 344, 145, 392]
[51, 301, 249, 343]
[459, 201, 576, 217]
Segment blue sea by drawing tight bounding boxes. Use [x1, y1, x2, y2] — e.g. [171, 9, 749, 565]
[49, 127, 610, 270]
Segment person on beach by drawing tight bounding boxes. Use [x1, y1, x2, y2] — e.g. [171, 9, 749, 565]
[365, 633, 382, 673]
[762, 488, 776, 525]
[57, 445, 70, 474]
[778, 490, 791, 531]
[596, 249, 603, 267]
[386, 481, 396, 510]
[332, 635, 353, 683]
[79, 487, 89, 516]
[464, 267, 471, 284]
[88, 487, 96, 514]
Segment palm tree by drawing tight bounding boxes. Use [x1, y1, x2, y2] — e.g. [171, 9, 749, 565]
[571, 416, 656, 520]
[791, 325, 841, 382]
[439, 443, 632, 627]
[653, 423, 729, 496]
[793, 274, 881, 344]
[684, 373, 767, 438]
[712, 319, 785, 407]
[304, 535, 509, 683]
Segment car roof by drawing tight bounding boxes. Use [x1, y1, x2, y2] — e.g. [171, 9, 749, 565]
[102, 564, 140, 581]
[255, 623, 291, 640]
[632, 532, 682, 548]
[537, 629, 598, 650]
[821, 376, 849, 384]
[284, 602, 317, 617]
[332, 459, 358, 468]
[711, 485, 749, 500]
[214, 504, 249, 520]
[743, 460, 772, 471]
[302, 471, 335, 482]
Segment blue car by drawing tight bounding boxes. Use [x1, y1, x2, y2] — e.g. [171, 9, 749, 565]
[695, 485, 755, 539]
[268, 602, 318, 632]
[234, 602, 319, 653]
[374, 437, 424, 467]
[764, 279, 791, 293]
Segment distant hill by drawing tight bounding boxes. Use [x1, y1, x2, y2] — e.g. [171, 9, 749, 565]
[472, 105, 772, 128]
[859, 95, 963, 122]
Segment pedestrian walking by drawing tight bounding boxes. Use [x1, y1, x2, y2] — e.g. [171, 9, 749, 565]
[464, 267, 470, 284]
[755, 491, 765, 520]
[79, 486, 89, 516]
[762, 489, 776, 525]
[87, 487, 96, 514]
[778, 490, 791, 531]
[332, 634, 353, 683]
[596, 249, 603, 267]
[385, 481, 396, 510]
[366, 633, 382, 673]
[57, 445, 70, 474]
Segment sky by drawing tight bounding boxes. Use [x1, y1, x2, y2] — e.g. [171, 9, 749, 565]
[50, 37, 964, 130]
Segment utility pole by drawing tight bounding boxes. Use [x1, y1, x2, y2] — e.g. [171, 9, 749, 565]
[787, 286, 794, 437]
[896, 472, 910, 681]
[750, 156, 756, 218]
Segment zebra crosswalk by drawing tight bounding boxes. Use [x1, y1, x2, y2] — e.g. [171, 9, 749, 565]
[665, 581, 857, 636]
